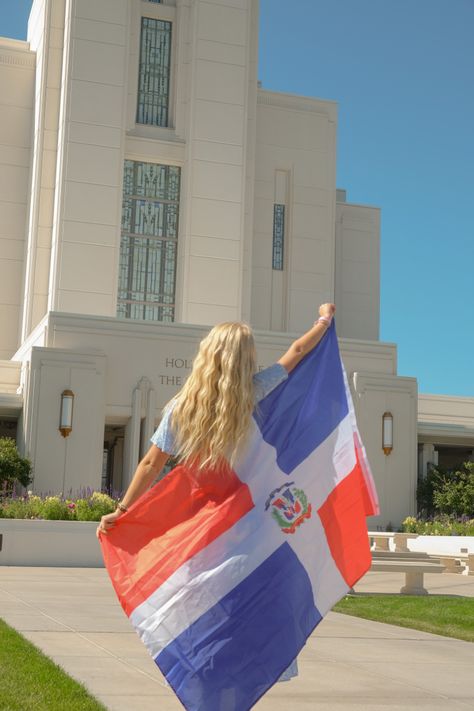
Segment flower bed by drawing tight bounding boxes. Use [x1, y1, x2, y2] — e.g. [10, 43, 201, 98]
[0, 491, 118, 567]
[0, 491, 118, 521]
[401, 516, 474, 536]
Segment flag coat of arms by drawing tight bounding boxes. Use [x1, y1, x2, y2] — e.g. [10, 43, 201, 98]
[100, 323, 379, 711]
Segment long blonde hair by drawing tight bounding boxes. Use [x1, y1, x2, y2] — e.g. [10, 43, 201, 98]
[170, 322, 257, 469]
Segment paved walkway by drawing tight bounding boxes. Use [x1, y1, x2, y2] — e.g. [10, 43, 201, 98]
[1, 567, 473, 711]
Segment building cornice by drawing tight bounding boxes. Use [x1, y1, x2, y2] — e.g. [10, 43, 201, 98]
[418, 421, 474, 441]
[353, 371, 417, 398]
[14, 312, 399, 364]
[0, 361, 21, 396]
[257, 88, 337, 122]
[0, 393, 23, 414]
[0, 39, 35, 70]
[419, 393, 474, 406]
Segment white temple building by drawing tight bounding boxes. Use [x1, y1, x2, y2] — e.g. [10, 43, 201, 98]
[0, 0, 473, 528]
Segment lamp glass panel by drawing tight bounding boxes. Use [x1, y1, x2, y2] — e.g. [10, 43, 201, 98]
[60, 396, 74, 429]
[383, 415, 393, 448]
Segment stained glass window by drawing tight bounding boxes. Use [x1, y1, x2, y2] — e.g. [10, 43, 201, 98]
[117, 160, 181, 322]
[272, 204, 285, 270]
[137, 17, 171, 127]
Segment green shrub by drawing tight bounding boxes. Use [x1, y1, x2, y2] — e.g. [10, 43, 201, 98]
[400, 515, 474, 536]
[0, 491, 118, 521]
[0, 438, 32, 490]
[417, 461, 474, 518]
[432, 462, 474, 516]
[0, 494, 42, 519]
[75, 492, 116, 521]
[40, 496, 74, 520]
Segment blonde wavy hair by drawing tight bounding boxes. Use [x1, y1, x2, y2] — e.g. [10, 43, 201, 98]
[169, 322, 257, 469]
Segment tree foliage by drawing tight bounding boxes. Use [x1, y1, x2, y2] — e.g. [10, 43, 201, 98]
[417, 461, 474, 517]
[0, 437, 32, 490]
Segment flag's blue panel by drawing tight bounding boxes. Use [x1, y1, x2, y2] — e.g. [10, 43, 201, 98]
[255, 322, 348, 474]
[156, 542, 322, 711]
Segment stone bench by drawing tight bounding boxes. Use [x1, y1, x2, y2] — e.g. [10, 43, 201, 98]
[468, 554, 474, 575]
[368, 531, 419, 552]
[434, 552, 469, 574]
[372, 550, 439, 563]
[370, 560, 445, 595]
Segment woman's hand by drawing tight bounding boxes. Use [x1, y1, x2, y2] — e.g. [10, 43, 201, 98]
[319, 303, 336, 319]
[96, 509, 123, 538]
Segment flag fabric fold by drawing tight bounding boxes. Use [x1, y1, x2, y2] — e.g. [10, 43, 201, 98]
[100, 322, 379, 711]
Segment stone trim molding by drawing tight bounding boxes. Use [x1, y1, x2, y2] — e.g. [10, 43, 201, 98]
[257, 88, 337, 121]
[0, 49, 36, 70]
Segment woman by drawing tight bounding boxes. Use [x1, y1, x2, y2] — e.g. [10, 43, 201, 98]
[97, 302, 335, 537]
[97, 304, 335, 683]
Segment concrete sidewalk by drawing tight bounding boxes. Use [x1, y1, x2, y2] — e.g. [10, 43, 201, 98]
[1, 567, 473, 711]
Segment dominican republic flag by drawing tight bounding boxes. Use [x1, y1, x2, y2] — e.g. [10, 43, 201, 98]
[100, 322, 379, 711]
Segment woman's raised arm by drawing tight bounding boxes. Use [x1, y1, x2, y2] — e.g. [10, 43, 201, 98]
[278, 303, 336, 373]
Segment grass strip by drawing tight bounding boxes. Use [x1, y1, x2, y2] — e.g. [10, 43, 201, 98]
[333, 594, 474, 642]
[0, 618, 107, 711]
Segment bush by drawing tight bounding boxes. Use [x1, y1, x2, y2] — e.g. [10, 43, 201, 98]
[0, 490, 118, 521]
[417, 461, 474, 518]
[40, 496, 75, 520]
[400, 515, 474, 536]
[0, 438, 32, 491]
[75, 492, 117, 521]
[433, 462, 474, 516]
[0, 494, 43, 520]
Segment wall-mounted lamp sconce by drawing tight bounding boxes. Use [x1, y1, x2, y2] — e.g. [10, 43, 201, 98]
[382, 411, 393, 455]
[59, 389, 74, 438]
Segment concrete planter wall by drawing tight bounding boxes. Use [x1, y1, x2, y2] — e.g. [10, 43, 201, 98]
[1, 519, 473, 568]
[0, 519, 104, 567]
[407, 535, 474, 556]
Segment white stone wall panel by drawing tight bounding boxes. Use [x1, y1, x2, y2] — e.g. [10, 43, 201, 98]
[75, 0, 128, 26]
[193, 100, 244, 144]
[65, 143, 122, 187]
[70, 39, 126, 86]
[63, 182, 119, 225]
[191, 160, 243, 202]
[69, 80, 125, 126]
[187, 256, 241, 306]
[197, 2, 247, 45]
[191, 198, 242, 240]
[194, 60, 246, 104]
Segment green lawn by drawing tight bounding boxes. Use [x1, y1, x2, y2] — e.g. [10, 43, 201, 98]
[0, 619, 107, 711]
[333, 594, 474, 642]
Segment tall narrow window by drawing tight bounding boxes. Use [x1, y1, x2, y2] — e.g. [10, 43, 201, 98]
[117, 160, 181, 322]
[272, 204, 285, 270]
[137, 17, 171, 127]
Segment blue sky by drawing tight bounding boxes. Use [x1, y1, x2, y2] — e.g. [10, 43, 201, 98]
[1, 1, 473, 396]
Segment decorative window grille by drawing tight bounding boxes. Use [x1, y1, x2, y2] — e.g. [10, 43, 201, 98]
[272, 204, 285, 270]
[117, 160, 181, 322]
[137, 17, 171, 127]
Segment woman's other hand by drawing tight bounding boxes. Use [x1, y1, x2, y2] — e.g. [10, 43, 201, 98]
[96, 509, 123, 538]
[319, 303, 336, 319]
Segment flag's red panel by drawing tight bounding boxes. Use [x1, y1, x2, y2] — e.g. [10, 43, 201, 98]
[101, 461, 254, 616]
[318, 456, 373, 587]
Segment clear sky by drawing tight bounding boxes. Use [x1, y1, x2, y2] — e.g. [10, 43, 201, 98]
[1, 0, 473, 396]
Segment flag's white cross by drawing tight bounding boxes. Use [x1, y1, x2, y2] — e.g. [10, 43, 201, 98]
[130, 414, 355, 659]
